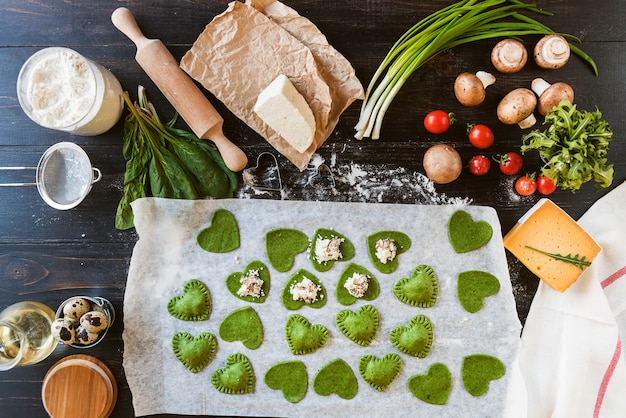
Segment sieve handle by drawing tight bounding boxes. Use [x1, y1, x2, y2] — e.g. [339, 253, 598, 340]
[0, 167, 37, 186]
[92, 167, 102, 184]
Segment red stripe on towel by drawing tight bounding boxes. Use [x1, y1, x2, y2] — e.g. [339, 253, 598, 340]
[593, 337, 622, 418]
[601, 265, 626, 289]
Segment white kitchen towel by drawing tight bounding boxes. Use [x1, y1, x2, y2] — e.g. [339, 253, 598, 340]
[520, 180, 626, 418]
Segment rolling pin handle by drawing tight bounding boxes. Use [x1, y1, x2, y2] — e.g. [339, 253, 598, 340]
[205, 128, 249, 172]
[111, 7, 152, 50]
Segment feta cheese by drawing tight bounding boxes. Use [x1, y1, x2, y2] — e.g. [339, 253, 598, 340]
[290, 277, 322, 304]
[344, 272, 370, 298]
[237, 269, 265, 298]
[314, 236, 344, 263]
[253, 74, 316, 153]
[375, 238, 397, 264]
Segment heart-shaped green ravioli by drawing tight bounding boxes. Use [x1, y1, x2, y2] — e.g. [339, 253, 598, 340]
[197, 208, 240, 253]
[336, 263, 380, 306]
[211, 353, 255, 395]
[310, 228, 354, 272]
[367, 231, 411, 274]
[313, 358, 358, 400]
[447, 210, 493, 254]
[264, 360, 308, 403]
[171, 331, 217, 373]
[457, 270, 501, 313]
[358, 354, 402, 392]
[281, 269, 327, 310]
[408, 362, 452, 405]
[219, 306, 263, 350]
[336, 304, 380, 347]
[226, 260, 270, 303]
[285, 314, 328, 355]
[393, 264, 438, 308]
[266, 228, 309, 272]
[390, 314, 434, 358]
[461, 354, 506, 396]
[167, 279, 212, 321]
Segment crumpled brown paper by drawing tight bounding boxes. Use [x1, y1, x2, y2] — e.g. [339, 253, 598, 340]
[180, 0, 364, 170]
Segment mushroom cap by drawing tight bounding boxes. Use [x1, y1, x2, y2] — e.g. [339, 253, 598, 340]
[537, 82, 574, 115]
[454, 72, 486, 106]
[497, 88, 537, 126]
[534, 34, 570, 69]
[491, 39, 528, 73]
[422, 144, 462, 184]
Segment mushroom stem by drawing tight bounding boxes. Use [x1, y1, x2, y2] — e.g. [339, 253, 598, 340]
[531, 78, 551, 97]
[518, 114, 537, 129]
[476, 71, 496, 88]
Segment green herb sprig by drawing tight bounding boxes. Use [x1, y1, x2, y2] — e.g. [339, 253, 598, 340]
[525, 245, 592, 270]
[354, 0, 597, 140]
[115, 86, 238, 230]
[521, 100, 614, 192]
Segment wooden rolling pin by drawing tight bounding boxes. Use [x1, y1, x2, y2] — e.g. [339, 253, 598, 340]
[111, 7, 248, 172]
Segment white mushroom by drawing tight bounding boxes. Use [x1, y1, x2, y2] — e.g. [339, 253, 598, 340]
[454, 71, 496, 106]
[497, 88, 537, 129]
[491, 39, 528, 73]
[531, 78, 574, 115]
[534, 34, 570, 69]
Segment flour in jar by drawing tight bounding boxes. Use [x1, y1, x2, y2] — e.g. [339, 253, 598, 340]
[25, 48, 97, 128]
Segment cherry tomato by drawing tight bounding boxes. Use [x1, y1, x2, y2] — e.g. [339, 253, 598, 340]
[468, 155, 491, 176]
[537, 175, 557, 195]
[467, 124, 494, 149]
[515, 175, 537, 196]
[496, 152, 523, 175]
[424, 110, 455, 134]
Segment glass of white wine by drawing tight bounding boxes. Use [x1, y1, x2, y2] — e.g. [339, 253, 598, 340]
[0, 301, 57, 371]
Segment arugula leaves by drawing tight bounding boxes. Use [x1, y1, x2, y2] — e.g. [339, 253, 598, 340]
[521, 100, 614, 192]
[115, 87, 238, 230]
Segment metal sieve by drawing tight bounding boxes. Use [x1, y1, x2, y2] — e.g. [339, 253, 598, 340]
[0, 142, 101, 210]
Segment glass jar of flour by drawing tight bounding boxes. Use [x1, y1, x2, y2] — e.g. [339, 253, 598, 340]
[17, 47, 124, 136]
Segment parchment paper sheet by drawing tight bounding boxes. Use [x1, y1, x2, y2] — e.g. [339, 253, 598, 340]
[180, 1, 364, 170]
[123, 198, 524, 417]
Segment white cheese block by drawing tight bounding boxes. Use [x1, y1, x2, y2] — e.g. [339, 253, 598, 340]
[253, 74, 316, 153]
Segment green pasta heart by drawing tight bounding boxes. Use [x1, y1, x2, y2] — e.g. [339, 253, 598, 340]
[447, 210, 493, 254]
[266, 228, 309, 272]
[336, 304, 380, 347]
[281, 269, 327, 310]
[167, 279, 212, 321]
[171, 331, 217, 373]
[313, 358, 358, 400]
[211, 353, 255, 394]
[393, 264, 438, 308]
[285, 314, 328, 355]
[358, 353, 402, 392]
[335, 263, 380, 306]
[225, 260, 270, 303]
[366, 230, 411, 274]
[219, 306, 263, 350]
[309, 228, 354, 272]
[264, 360, 308, 403]
[457, 270, 501, 313]
[197, 208, 240, 253]
[408, 362, 452, 405]
[461, 354, 506, 396]
[389, 314, 434, 358]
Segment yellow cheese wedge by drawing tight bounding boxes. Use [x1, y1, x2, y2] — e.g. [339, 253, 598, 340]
[503, 199, 601, 292]
[253, 74, 316, 154]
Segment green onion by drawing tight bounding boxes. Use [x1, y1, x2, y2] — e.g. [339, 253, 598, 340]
[355, 0, 598, 140]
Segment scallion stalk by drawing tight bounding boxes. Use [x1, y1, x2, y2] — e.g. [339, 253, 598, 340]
[355, 0, 598, 140]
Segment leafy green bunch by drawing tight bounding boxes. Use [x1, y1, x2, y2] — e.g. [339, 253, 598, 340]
[115, 86, 238, 230]
[521, 100, 615, 192]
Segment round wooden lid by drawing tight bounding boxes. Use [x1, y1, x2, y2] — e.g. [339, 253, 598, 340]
[42, 354, 117, 418]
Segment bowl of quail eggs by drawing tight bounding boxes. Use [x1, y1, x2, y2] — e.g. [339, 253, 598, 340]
[51, 296, 115, 348]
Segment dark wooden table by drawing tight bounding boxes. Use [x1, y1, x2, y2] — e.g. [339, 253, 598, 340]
[0, 0, 623, 416]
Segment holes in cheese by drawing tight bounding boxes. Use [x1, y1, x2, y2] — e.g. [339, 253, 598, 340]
[503, 199, 601, 292]
[253, 74, 316, 154]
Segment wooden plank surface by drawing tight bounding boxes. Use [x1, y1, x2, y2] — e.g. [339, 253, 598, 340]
[0, 0, 624, 416]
